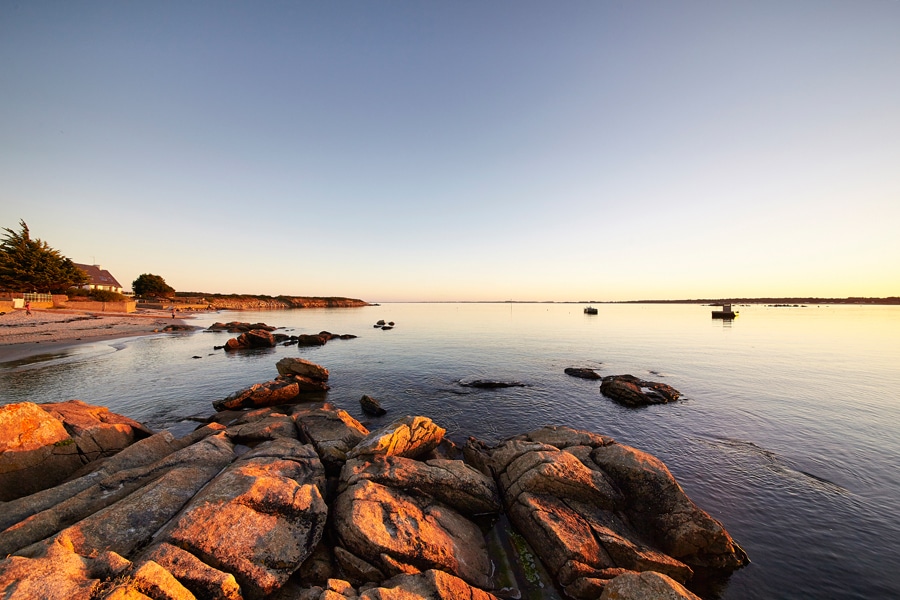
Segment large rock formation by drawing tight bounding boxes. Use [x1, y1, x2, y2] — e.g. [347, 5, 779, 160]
[159, 438, 328, 599]
[465, 426, 748, 599]
[0, 400, 152, 501]
[0, 359, 747, 600]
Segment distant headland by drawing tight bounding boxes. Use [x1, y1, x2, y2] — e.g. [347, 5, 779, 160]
[169, 293, 370, 310]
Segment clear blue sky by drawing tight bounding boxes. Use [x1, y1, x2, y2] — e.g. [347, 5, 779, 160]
[2, 1, 898, 301]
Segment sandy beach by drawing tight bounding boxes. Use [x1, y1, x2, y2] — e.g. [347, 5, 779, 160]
[0, 308, 192, 363]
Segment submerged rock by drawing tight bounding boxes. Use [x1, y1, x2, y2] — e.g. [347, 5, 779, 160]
[459, 380, 528, 389]
[359, 394, 387, 416]
[565, 367, 602, 380]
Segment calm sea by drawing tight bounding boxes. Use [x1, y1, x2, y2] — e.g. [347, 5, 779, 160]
[2, 303, 899, 599]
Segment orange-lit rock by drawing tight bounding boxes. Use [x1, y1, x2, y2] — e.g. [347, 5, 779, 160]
[340, 455, 501, 516]
[599, 570, 702, 600]
[293, 404, 369, 472]
[0, 538, 130, 600]
[333, 480, 492, 590]
[0, 402, 81, 501]
[41, 399, 152, 462]
[162, 438, 327, 600]
[360, 569, 501, 600]
[276, 357, 330, 380]
[140, 543, 242, 600]
[223, 329, 277, 351]
[0, 399, 151, 502]
[347, 415, 445, 460]
[213, 375, 328, 411]
[225, 410, 297, 444]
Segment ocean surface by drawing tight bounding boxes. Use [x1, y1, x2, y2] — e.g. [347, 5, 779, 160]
[2, 302, 899, 599]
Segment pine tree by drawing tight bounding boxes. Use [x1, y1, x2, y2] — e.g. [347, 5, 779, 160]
[0, 220, 89, 292]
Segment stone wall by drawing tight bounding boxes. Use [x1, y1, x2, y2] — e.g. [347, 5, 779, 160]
[58, 300, 137, 313]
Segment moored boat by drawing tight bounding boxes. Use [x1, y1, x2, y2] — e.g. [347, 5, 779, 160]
[712, 303, 738, 318]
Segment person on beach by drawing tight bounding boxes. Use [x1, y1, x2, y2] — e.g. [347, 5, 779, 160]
[171, 308, 176, 318]
[25, 301, 31, 316]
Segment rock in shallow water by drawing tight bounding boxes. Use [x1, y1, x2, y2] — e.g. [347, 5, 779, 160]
[600, 374, 681, 406]
[565, 367, 602, 380]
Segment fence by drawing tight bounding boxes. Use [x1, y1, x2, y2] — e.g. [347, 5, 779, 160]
[23, 293, 54, 303]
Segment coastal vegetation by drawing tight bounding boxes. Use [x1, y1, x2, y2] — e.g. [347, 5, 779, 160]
[0, 220, 88, 293]
[132, 273, 175, 298]
[65, 288, 129, 302]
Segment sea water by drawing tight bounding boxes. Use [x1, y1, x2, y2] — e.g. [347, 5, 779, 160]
[2, 303, 899, 599]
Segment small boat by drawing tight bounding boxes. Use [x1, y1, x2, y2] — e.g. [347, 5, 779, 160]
[584, 306, 598, 315]
[711, 303, 738, 319]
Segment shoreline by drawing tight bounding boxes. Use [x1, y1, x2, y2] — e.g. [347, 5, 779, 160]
[0, 308, 193, 364]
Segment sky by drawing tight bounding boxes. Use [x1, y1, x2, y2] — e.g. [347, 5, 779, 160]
[1, 1, 898, 302]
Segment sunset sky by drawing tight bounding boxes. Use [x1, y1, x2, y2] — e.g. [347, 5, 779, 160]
[2, 2, 898, 302]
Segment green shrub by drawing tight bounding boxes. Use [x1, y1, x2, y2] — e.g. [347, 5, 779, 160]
[88, 290, 127, 302]
[66, 287, 91, 297]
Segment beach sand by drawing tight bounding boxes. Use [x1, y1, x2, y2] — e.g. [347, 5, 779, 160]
[0, 308, 193, 363]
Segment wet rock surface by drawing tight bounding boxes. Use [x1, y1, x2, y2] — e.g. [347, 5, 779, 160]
[565, 367, 602, 380]
[1, 360, 746, 600]
[600, 374, 682, 406]
[224, 329, 278, 351]
[208, 322, 278, 333]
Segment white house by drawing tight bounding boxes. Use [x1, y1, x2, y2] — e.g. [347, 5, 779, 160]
[73, 263, 124, 294]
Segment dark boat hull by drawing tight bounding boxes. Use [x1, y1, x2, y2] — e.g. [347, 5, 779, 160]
[711, 311, 737, 318]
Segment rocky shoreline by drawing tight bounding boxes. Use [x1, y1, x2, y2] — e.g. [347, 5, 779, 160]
[199, 296, 370, 311]
[0, 358, 748, 600]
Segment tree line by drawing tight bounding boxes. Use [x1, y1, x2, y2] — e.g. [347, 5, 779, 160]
[0, 220, 174, 298]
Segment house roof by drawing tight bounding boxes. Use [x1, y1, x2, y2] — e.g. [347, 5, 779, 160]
[73, 263, 123, 289]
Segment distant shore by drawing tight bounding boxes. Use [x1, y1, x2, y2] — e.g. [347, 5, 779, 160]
[0, 308, 191, 363]
[612, 297, 900, 305]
